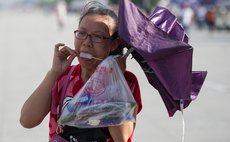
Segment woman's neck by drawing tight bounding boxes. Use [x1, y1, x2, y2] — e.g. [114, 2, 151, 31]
[80, 67, 95, 83]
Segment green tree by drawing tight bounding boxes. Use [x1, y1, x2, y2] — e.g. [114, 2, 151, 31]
[64, 0, 74, 5]
[109, 0, 159, 13]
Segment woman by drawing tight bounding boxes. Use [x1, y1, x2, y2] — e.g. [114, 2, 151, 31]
[20, 2, 142, 142]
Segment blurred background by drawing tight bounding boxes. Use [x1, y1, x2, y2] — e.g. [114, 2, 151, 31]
[1, 0, 230, 31]
[0, 0, 230, 142]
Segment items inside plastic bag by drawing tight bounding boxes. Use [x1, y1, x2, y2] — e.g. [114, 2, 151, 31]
[58, 56, 137, 128]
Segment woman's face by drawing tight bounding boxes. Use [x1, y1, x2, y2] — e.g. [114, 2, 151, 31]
[74, 14, 116, 71]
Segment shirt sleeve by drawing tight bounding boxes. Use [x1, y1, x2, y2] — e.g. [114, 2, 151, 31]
[124, 71, 142, 114]
[49, 66, 75, 139]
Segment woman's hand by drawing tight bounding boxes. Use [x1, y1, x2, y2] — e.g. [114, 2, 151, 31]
[116, 56, 127, 73]
[51, 43, 77, 77]
[20, 43, 77, 128]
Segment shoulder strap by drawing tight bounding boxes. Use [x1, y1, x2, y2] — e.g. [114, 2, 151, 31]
[58, 66, 76, 119]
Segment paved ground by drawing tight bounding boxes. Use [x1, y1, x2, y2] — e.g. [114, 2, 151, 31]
[0, 10, 230, 142]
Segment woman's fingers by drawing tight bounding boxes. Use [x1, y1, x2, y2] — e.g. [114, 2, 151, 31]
[67, 53, 77, 65]
[55, 43, 76, 59]
[62, 46, 77, 64]
[116, 56, 127, 73]
[55, 43, 65, 52]
[52, 43, 77, 74]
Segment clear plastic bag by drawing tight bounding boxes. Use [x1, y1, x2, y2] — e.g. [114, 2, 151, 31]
[58, 56, 137, 128]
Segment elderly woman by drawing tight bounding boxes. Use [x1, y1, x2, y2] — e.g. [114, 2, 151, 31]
[20, 2, 142, 142]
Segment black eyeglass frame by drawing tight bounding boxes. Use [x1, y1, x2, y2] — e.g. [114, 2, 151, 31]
[74, 30, 111, 43]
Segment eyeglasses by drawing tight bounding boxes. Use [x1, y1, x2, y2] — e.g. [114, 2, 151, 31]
[74, 30, 110, 43]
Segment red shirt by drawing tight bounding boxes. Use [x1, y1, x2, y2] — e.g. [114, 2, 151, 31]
[49, 64, 142, 141]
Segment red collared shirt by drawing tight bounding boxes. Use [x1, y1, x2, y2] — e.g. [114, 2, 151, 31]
[49, 64, 142, 141]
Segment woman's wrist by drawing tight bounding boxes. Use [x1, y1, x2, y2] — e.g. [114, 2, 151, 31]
[47, 69, 61, 82]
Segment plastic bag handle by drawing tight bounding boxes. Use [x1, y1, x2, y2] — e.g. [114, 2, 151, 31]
[58, 66, 76, 119]
[122, 47, 134, 58]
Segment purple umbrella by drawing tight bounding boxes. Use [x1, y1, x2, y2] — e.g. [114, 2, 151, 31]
[118, 0, 207, 116]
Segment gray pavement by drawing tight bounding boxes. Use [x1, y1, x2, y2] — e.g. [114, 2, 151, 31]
[0, 10, 230, 142]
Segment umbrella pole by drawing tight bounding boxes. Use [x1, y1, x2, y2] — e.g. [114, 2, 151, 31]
[180, 99, 185, 142]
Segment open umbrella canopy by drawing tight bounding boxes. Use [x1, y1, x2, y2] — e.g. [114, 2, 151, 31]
[118, 0, 207, 116]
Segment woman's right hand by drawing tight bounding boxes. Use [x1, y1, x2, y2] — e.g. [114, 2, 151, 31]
[20, 43, 77, 128]
[51, 43, 77, 77]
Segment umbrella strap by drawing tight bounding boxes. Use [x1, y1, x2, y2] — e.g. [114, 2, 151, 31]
[180, 99, 185, 142]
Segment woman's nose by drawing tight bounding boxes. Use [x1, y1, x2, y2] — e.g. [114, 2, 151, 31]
[82, 36, 93, 47]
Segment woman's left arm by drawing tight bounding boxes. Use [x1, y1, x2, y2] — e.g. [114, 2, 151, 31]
[111, 55, 141, 142]
[108, 122, 134, 142]
[108, 106, 138, 142]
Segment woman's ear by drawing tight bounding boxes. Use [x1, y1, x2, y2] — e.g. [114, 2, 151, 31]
[110, 38, 121, 52]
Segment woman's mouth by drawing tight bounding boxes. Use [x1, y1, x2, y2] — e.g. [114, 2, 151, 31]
[79, 52, 103, 61]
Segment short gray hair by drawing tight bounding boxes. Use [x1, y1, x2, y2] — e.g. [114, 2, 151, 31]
[79, 1, 118, 35]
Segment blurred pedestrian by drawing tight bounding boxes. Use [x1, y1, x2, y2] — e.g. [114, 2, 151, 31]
[205, 7, 216, 32]
[55, 0, 67, 30]
[181, 4, 194, 34]
[196, 5, 207, 29]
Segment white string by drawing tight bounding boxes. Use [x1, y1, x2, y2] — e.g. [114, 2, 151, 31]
[180, 99, 185, 142]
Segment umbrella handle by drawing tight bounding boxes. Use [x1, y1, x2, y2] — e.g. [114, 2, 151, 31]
[180, 99, 185, 142]
[122, 48, 134, 58]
